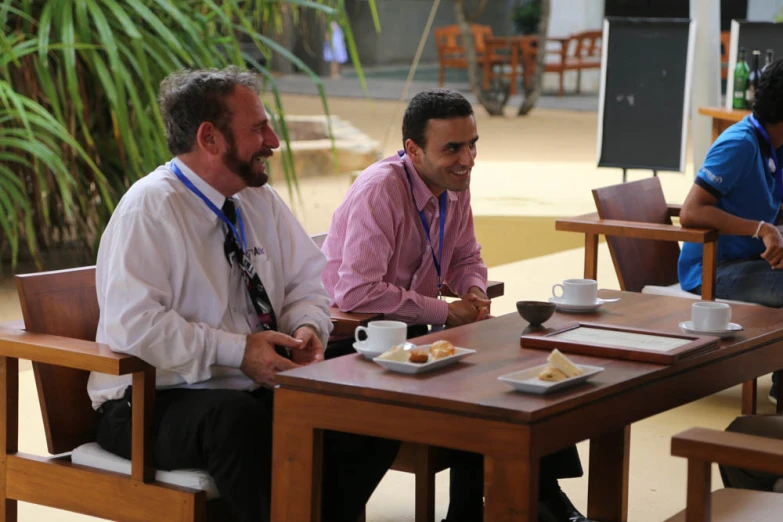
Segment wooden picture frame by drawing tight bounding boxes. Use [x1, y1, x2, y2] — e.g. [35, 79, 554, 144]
[520, 322, 720, 365]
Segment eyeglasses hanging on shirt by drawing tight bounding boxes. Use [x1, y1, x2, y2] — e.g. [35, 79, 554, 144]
[399, 151, 447, 300]
[750, 114, 783, 202]
[171, 162, 279, 334]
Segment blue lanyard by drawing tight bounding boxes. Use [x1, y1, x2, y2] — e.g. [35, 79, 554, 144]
[399, 152, 447, 294]
[170, 161, 247, 252]
[749, 115, 783, 202]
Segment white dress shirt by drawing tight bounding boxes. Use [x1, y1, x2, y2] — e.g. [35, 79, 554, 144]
[88, 159, 332, 409]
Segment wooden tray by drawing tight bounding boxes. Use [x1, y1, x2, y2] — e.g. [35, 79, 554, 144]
[519, 322, 720, 365]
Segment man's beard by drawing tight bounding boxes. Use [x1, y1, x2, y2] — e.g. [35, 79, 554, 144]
[222, 130, 270, 188]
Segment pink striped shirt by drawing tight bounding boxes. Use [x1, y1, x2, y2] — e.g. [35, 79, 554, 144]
[322, 152, 487, 325]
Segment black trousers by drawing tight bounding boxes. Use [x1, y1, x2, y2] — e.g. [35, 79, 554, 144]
[720, 414, 783, 491]
[327, 324, 584, 521]
[96, 385, 399, 522]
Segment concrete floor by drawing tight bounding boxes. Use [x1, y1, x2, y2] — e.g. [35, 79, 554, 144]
[0, 94, 772, 521]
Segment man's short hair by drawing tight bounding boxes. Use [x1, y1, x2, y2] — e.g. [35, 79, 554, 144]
[754, 59, 783, 125]
[402, 88, 474, 149]
[159, 66, 264, 155]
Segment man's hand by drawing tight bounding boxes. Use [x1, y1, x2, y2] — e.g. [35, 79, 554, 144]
[291, 325, 325, 365]
[465, 286, 492, 320]
[240, 331, 303, 388]
[759, 222, 783, 269]
[446, 295, 492, 327]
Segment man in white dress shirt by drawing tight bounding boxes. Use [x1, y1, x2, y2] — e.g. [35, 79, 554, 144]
[88, 67, 398, 522]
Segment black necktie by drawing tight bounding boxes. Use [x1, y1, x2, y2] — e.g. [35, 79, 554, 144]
[221, 198, 279, 333]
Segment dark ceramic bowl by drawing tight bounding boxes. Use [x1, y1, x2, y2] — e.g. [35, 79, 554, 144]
[516, 300, 556, 327]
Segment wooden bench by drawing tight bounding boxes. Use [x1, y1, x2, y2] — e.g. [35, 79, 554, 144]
[521, 30, 602, 96]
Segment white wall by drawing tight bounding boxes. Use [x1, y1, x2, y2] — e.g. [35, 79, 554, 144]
[748, 0, 783, 21]
[544, 0, 604, 93]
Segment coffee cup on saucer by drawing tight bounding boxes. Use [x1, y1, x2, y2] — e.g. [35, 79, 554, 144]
[691, 302, 731, 332]
[552, 279, 598, 306]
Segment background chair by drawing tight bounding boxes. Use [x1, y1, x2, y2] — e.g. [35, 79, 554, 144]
[434, 24, 506, 90]
[555, 177, 781, 415]
[664, 427, 783, 521]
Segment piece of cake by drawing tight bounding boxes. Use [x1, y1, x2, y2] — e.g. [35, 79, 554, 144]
[538, 366, 569, 381]
[548, 348, 584, 378]
[377, 344, 411, 362]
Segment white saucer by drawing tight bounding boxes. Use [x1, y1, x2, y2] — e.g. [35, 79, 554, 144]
[353, 341, 385, 359]
[548, 296, 616, 313]
[679, 321, 744, 338]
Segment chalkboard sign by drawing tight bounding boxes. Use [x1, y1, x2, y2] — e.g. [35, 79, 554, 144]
[725, 21, 783, 110]
[597, 18, 695, 173]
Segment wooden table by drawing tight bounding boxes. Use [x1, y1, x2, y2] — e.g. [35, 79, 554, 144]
[698, 107, 750, 143]
[271, 291, 783, 522]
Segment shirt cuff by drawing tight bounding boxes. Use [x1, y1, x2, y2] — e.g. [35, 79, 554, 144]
[458, 277, 488, 297]
[216, 332, 247, 369]
[422, 297, 450, 326]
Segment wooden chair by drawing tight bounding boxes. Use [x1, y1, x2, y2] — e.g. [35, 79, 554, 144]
[314, 232, 505, 522]
[521, 31, 602, 96]
[0, 267, 229, 522]
[664, 427, 783, 521]
[434, 24, 506, 90]
[555, 177, 780, 416]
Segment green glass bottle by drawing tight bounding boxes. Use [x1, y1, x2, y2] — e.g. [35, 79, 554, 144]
[733, 47, 750, 109]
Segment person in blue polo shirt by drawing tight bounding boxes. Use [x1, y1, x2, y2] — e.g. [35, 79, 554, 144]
[679, 59, 783, 401]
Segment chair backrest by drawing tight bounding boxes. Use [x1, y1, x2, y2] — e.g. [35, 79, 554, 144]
[571, 30, 602, 59]
[16, 266, 99, 455]
[592, 177, 681, 292]
[434, 24, 493, 57]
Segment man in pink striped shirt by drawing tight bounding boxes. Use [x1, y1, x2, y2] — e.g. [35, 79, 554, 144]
[322, 91, 490, 329]
[322, 89, 591, 522]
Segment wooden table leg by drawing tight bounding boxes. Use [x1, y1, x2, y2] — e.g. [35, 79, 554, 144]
[711, 119, 721, 143]
[484, 453, 538, 522]
[0, 357, 18, 522]
[742, 380, 757, 415]
[271, 388, 323, 522]
[587, 426, 630, 522]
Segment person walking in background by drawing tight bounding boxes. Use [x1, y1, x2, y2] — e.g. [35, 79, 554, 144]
[324, 20, 348, 78]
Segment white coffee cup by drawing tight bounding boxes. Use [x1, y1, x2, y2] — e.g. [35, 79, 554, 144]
[691, 302, 731, 332]
[354, 320, 407, 354]
[552, 278, 598, 305]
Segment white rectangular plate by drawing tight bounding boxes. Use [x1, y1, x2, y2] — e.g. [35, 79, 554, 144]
[498, 364, 605, 394]
[373, 346, 476, 375]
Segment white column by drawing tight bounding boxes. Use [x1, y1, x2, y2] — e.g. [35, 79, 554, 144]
[690, 0, 721, 176]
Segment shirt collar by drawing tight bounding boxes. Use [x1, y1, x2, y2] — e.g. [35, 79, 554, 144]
[170, 158, 229, 223]
[400, 152, 458, 212]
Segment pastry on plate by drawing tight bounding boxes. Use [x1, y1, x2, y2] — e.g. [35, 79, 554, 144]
[377, 344, 411, 362]
[429, 340, 457, 360]
[538, 348, 584, 381]
[408, 348, 430, 364]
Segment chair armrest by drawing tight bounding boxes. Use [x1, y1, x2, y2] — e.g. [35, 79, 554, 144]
[441, 281, 505, 299]
[0, 322, 148, 375]
[555, 213, 717, 243]
[329, 308, 383, 338]
[672, 427, 783, 476]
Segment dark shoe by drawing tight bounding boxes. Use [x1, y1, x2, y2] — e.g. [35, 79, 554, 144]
[540, 490, 595, 522]
[770, 380, 778, 405]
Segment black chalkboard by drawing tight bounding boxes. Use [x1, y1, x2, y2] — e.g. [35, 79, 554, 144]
[597, 18, 694, 173]
[725, 21, 783, 109]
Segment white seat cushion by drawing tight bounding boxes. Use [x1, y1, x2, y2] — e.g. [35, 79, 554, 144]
[642, 284, 758, 306]
[664, 487, 783, 521]
[71, 442, 220, 499]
